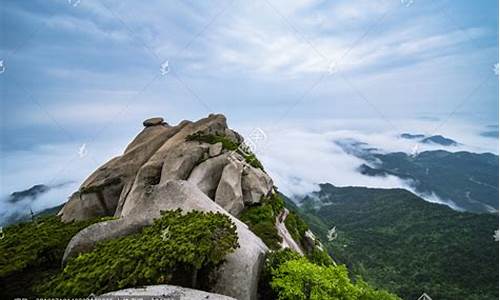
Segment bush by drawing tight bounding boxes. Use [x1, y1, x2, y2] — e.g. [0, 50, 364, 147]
[0, 216, 106, 298]
[240, 193, 285, 250]
[308, 247, 335, 267]
[262, 250, 400, 300]
[37, 210, 239, 297]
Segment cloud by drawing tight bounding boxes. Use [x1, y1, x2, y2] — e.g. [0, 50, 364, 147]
[235, 117, 498, 203]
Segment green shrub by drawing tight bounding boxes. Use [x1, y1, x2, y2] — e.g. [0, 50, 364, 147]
[37, 210, 239, 297]
[186, 132, 239, 151]
[308, 247, 335, 267]
[262, 250, 400, 300]
[186, 132, 264, 170]
[0, 216, 106, 298]
[270, 257, 400, 300]
[240, 193, 284, 250]
[284, 212, 308, 245]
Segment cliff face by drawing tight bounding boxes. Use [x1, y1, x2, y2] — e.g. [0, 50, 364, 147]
[57, 114, 292, 300]
[59, 114, 273, 222]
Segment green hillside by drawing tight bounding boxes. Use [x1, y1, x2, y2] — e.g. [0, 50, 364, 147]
[291, 184, 499, 300]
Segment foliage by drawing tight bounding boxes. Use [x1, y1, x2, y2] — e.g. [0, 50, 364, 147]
[264, 250, 400, 300]
[186, 132, 264, 170]
[284, 211, 308, 247]
[240, 193, 284, 250]
[308, 247, 334, 267]
[36, 210, 239, 297]
[296, 184, 499, 300]
[0, 215, 106, 298]
[186, 132, 239, 151]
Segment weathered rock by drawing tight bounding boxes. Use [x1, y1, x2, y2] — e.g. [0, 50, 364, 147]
[64, 180, 268, 300]
[62, 217, 148, 264]
[58, 114, 278, 300]
[143, 117, 165, 127]
[59, 122, 179, 222]
[276, 208, 304, 254]
[119, 114, 229, 217]
[215, 162, 244, 216]
[209, 142, 223, 157]
[241, 167, 273, 204]
[102, 285, 236, 300]
[187, 153, 230, 199]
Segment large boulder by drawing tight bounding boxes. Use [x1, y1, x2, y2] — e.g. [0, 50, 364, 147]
[58, 114, 278, 300]
[143, 117, 166, 127]
[241, 167, 274, 205]
[63, 180, 268, 300]
[102, 285, 236, 300]
[188, 153, 230, 199]
[215, 162, 244, 216]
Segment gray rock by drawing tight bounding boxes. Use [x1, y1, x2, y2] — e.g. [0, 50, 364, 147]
[62, 217, 148, 265]
[215, 162, 244, 216]
[119, 114, 229, 217]
[241, 167, 273, 205]
[59, 123, 181, 222]
[64, 181, 268, 300]
[102, 285, 236, 300]
[209, 142, 223, 157]
[187, 153, 230, 199]
[143, 117, 165, 127]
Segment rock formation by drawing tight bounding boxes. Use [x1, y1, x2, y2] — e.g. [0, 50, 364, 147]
[58, 114, 285, 300]
[102, 285, 237, 300]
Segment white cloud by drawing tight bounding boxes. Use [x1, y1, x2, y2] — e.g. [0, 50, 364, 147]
[235, 117, 498, 201]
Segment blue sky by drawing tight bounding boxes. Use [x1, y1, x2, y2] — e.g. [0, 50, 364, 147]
[0, 0, 498, 213]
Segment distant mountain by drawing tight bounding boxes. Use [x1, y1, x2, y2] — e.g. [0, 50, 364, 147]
[481, 130, 499, 138]
[399, 133, 458, 146]
[291, 183, 499, 300]
[336, 139, 499, 213]
[6, 182, 73, 204]
[420, 135, 458, 146]
[7, 184, 50, 203]
[400, 133, 425, 139]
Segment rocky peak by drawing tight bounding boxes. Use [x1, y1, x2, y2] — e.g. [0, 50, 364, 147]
[57, 114, 278, 300]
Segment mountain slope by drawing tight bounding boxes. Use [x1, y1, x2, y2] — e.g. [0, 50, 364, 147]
[293, 183, 499, 300]
[336, 139, 499, 212]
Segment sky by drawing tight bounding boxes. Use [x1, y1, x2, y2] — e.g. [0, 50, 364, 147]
[0, 0, 498, 218]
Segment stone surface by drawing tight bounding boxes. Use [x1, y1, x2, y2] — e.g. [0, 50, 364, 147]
[187, 153, 230, 199]
[209, 142, 223, 157]
[276, 208, 304, 254]
[241, 167, 274, 204]
[102, 285, 236, 300]
[58, 114, 277, 300]
[215, 162, 244, 216]
[143, 117, 165, 127]
[62, 217, 148, 265]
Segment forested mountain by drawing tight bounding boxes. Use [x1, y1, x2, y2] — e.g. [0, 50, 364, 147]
[336, 139, 499, 213]
[290, 183, 499, 300]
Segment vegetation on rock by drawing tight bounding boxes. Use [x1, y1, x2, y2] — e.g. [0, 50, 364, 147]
[240, 193, 284, 250]
[284, 211, 308, 248]
[36, 210, 239, 297]
[0, 215, 107, 298]
[186, 132, 264, 170]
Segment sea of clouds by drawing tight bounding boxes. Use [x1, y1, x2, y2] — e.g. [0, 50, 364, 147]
[0, 117, 497, 223]
[236, 117, 498, 209]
